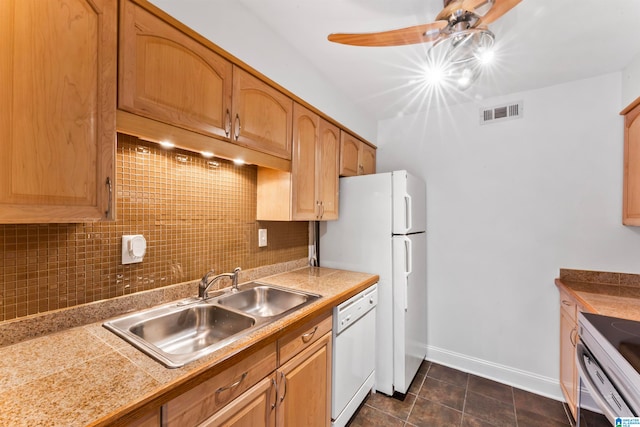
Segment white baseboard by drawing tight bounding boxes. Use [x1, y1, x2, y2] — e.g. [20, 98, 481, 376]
[426, 345, 564, 401]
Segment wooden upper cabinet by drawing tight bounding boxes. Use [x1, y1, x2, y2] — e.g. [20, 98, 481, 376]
[622, 97, 640, 225]
[232, 67, 293, 160]
[0, 0, 117, 223]
[317, 120, 340, 220]
[119, 0, 233, 140]
[339, 133, 361, 177]
[258, 104, 339, 221]
[361, 143, 377, 175]
[291, 104, 339, 220]
[339, 132, 376, 177]
[292, 104, 320, 220]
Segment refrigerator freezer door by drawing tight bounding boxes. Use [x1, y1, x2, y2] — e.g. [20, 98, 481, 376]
[392, 170, 426, 235]
[392, 232, 427, 394]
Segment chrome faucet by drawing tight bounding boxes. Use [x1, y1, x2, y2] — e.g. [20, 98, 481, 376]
[198, 267, 242, 299]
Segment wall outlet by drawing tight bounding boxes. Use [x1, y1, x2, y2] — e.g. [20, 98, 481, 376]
[258, 229, 267, 247]
[122, 235, 147, 264]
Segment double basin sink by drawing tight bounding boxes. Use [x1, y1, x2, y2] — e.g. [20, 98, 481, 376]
[103, 282, 321, 368]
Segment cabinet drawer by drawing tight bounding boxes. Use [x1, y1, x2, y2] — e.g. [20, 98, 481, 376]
[278, 313, 332, 366]
[163, 342, 277, 427]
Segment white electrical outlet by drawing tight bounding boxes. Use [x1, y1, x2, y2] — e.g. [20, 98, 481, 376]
[122, 235, 147, 264]
[258, 229, 267, 247]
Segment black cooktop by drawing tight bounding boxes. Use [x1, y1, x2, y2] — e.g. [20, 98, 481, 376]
[582, 312, 640, 375]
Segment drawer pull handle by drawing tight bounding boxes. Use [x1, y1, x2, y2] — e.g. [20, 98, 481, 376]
[216, 372, 248, 395]
[301, 326, 318, 343]
[561, 300, 572, 306]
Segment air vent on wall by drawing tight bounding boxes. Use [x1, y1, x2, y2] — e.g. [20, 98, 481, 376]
[479, 101, 523, 125]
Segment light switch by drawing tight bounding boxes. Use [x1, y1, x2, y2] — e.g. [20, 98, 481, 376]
[258, 229, 267, 247]
[122, 235, 147, 264]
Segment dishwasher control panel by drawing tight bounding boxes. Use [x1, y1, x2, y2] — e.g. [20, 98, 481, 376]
[334, 284, 378, 335]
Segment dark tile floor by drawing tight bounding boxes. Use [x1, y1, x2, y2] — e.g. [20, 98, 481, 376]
[347, 360, 610, 427]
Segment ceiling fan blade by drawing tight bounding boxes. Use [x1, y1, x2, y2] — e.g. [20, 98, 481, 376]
[328, 21, 447, 47]
[476, 0, 521, 25]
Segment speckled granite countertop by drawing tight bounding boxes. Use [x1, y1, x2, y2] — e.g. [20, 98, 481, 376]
[555, 268, 640, 322]
[0, 267, 378, 427]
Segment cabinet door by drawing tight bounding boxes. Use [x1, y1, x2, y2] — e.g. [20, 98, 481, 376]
[360, 143, 377, 175]
[292, 104, 319, 220]
[623, 100, 640, 225]
[0, 0, 116, 223]
[199, 375, 276, 427]
[559, 307, 577, 419]
[277, 332, 332, 427]
[232, 67, 292, 159]
[119, 0, 233, 140]
[317, 120, 340, 220]
[339, 132, 361, 177]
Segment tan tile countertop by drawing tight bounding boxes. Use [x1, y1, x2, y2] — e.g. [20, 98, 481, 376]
[556, 277, 640, 322]
[0, 267, 378, 427]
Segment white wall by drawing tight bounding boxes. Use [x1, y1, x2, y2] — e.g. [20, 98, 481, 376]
[377, 72, 640, 399]
[623, 51, 640, 109]
[148, 0, 377, 142]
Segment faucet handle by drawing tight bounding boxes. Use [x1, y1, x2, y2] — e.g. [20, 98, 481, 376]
[233, 267, 241, 274]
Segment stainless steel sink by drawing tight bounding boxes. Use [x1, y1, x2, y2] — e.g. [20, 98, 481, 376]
[128, 305, 255, 355]
[217, 283, 319, 317]
[103, 282, 320, 368]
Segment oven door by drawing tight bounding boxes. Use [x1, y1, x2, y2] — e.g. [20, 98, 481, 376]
[576, 341, 635, 425]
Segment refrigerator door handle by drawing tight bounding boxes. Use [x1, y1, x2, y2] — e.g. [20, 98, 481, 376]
[404, 237, 412, 311]
[404, 237, 412, 276]
[404, 195, 412, 232]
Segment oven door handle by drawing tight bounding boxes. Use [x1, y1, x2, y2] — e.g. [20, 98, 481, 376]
[576, 341, 631, 424]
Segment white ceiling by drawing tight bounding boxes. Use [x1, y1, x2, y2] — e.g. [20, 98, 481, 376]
[234, 0, 640, 120]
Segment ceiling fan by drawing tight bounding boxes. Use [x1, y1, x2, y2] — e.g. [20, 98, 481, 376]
[328, 0, 522, 90]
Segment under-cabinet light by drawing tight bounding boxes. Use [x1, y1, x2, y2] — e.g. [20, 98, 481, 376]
[233, 158, 245, 165]
[201, 151, 214, 158]
[159, 140, 175, 148]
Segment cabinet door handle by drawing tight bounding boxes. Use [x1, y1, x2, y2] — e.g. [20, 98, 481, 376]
[570, 327, 578, 347]
[301, 326, 318, 343]
[224, 109, 231, 137]
[561, 300, 572, 306]
[105, 177, 112, 219]
[320, 201, 325, 219]
[234, 114, 241, 140]
[215, 372, 247, 395]
[279, 371, 287, 403]
[269, 377, 277, 410]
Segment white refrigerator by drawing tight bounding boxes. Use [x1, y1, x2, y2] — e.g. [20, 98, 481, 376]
[319, 170, 427, 396]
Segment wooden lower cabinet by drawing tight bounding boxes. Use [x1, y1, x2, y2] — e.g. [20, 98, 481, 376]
[277, 332, 332, 427]
[162, 313, 332, 427]
[199, 375, 277, 427]
[558, 288, 583, 420]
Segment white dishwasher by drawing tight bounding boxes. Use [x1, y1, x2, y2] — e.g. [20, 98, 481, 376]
[332, 283, 378, 427]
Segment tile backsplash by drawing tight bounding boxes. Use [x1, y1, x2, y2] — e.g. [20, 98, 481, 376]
[0, 134, 308, 322]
